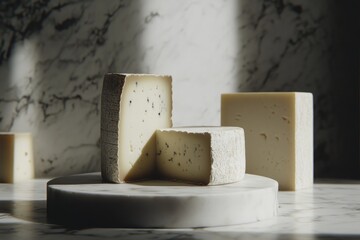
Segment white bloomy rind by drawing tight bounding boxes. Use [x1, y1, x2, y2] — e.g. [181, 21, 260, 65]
[156, 127, 246, 185]
[101, 73, 172, 183]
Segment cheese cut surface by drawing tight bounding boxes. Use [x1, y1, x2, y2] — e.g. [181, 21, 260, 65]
[221, 92, 313, 191]
[156, 127, 246, 185]
[101, 74, 172, 183]
[0, 133, 34, 183]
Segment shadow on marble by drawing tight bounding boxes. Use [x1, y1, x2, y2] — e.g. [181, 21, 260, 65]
[0, 200, 47, 224]
[132, 180, 191, 187]
[315, 179, 360, 184]
[48, 171, 192, 187]
[47, 172, 103, 185]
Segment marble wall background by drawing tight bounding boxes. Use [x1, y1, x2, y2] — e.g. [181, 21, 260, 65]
[0, 0, 358, 178]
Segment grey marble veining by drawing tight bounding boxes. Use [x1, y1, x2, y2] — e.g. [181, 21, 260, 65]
[1, 178, 360, 239]
[0, 0, 357, 177]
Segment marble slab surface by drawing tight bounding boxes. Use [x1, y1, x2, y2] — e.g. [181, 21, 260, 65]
[1, 177, 360, 239]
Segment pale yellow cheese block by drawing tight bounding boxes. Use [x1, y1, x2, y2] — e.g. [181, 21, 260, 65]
[0, 133, 34, 183]
[221, 92, 313, 191]
[156, 127, 246, 185]
[101, 74, 172, 183]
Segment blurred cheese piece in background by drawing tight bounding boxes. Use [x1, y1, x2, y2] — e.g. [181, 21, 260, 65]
[156, 127, 246, 185]
[101, 73, 172, 183]
[0, 133, 34, 183]
[221, 92, 313, 191]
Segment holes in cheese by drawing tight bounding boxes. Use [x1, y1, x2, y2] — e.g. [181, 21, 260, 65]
[156, 127, 246, 185]
[101, 74, 172, 183]
[221, 92, 313, 191]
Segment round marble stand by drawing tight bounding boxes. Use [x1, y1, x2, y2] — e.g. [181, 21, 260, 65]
[47, 173, 278, 228]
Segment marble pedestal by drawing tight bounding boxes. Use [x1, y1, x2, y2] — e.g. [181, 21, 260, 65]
[47, 173, 278, 228]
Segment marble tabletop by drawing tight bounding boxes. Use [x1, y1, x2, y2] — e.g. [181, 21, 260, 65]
[0, 177, 360, 240]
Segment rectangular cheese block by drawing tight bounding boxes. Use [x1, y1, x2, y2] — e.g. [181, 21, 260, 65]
[101, 73, 172, 183]
[221, 92, 313, 191]
[156, 127, 246, 185]
[0, 133, 34, 183]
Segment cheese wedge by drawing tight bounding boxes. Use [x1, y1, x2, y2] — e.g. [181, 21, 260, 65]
[101, 74, 172, 183]
[221, 92, 313, 190]
[0, 133, 34, 183]
[156, 127, 245, 185]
